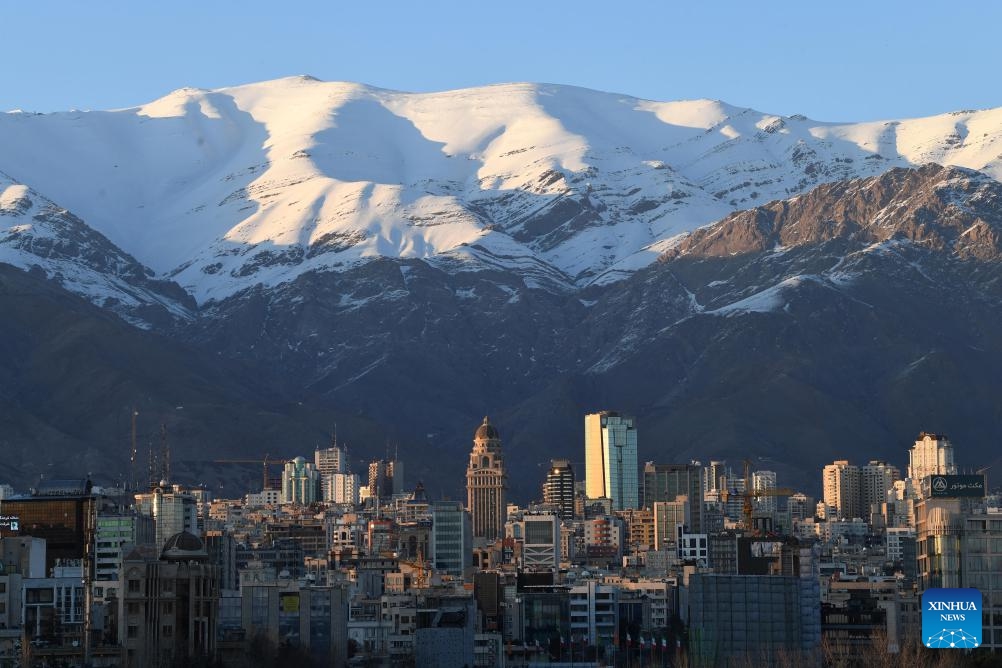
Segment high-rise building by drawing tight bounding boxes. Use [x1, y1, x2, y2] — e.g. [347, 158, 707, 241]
[315, 440, 348, 476]
[135, 485, 199, 550]
[751, 470, 778, 514]
[860, 460, 899, 517]
[431, 500, 472, 576]
[466, 417, 507, 540]
[704, 461, 726, 495]
[584, 412, 639, 511]
[543, 459, 575, 520]
[822, 460, 861, 520]
[327, 472, 361, 505]
[908, 432, 956, 484]
[282, 456, 320, 505]
[643, 462, 704, 532]
[368, 459, 405, 501]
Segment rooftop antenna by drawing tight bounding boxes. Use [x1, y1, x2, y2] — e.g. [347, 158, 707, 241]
[129, 407, 139, 491]
[160, 422, 171, 486]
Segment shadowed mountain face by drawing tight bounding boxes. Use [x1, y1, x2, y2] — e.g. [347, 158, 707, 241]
[4, 165, 1002, 500]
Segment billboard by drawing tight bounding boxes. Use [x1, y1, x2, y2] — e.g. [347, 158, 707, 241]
[923, 475, 985, 498]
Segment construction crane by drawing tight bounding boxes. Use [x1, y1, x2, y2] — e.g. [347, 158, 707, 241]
[721, 459, 795, 532]
[397, 548, 431, 589]
[213, 455, 276, 491]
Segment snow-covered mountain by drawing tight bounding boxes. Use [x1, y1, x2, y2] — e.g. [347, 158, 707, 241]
[4, 76, 1002, 308]
[0, 171, 193, 327]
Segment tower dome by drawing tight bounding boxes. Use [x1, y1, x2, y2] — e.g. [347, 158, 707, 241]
[160, 530, 208, 562]
[474, 416, 500, 441]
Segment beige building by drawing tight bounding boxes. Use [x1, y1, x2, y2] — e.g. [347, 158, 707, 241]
[466, 417, 507, 540]
[822, 460, 861, 520]
[908, 432, 956, 487]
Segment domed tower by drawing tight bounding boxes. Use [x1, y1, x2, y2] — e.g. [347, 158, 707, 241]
[466, 417, 507, 540]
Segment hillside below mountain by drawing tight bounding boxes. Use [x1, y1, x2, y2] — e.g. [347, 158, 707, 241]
[3, 164, 1002, 498]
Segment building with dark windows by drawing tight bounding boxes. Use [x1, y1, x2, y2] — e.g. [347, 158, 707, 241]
[119, 531, 219, 668]
[0, 479, 97, 573]
[543, 459, 576, 520]
[466, 417, 507, 541]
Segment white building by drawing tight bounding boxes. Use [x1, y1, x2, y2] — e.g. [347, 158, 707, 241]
[908, 432, 956, 487]
[822, 460, 861, 520]
[326, 472, 361, 505]
[569, 581, 619, 648]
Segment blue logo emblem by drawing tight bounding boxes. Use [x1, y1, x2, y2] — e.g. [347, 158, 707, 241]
[922, 588, 982, 648]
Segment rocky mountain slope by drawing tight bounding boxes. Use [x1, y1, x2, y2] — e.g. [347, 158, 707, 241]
[4, 76, 1002, 497]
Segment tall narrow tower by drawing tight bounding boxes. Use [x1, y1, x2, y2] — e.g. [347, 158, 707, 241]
[584, 411, 639, 510]
[466, 417, 507, 540]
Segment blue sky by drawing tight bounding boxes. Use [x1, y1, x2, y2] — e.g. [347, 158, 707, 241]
[4, 1, 1000, 121]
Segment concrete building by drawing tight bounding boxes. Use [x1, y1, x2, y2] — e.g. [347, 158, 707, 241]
[822, 460, 861, 521]
[466, 417, 507, 540]
[861, 460, 900, 520]
[653, 500, 690, 551]
[326, 472, 361, 505]
[314, 440, 348, 476]
[908, 432, 956, 486]
[543, 459, 576, 521]
[751, 470, 777, 515]
[135, 485, 199, 550]
[241, 580, 349, 666]
[643, 462, 704, 532]
[518, 512, 561, 572]
[94, 511, 155, 583]
[368, 459, 405, 501]
[119, 531, 219, 668]
[414, 596, 476, 668]
[585, 412, 639, 511]
[281, 456, 320, 505]
[569, 581, 619, 649]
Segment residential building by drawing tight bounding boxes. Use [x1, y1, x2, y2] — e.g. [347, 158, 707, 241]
[908, 432, 956, 486]
[119, 532, 219, 668]
[569, 581, 619, 649]
[643, 462, 704, 532]
[281, 456, 320, 505]
[241, 580, 349, 666]
[822, 460, 861, 521]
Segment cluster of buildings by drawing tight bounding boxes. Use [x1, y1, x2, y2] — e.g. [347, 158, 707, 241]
[0, 417, 999, 666]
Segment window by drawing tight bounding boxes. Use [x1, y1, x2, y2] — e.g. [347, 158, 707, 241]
[163, 625, 173, 637]
[128, 579, 140, 594]
[127, 603, 140, 615]
[127, 625, 138, 639]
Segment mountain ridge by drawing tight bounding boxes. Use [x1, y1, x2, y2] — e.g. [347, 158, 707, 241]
[5, 77, 1002, 311]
